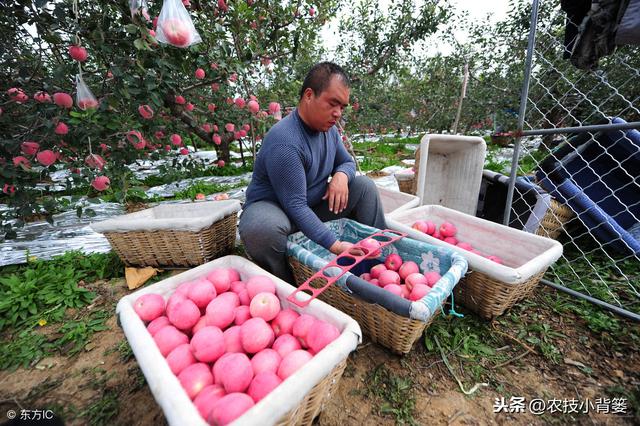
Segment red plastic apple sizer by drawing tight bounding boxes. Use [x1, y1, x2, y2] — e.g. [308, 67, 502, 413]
[287, 229, 407, 307]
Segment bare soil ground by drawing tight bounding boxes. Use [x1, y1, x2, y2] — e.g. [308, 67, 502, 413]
[1, 275, 638, 426]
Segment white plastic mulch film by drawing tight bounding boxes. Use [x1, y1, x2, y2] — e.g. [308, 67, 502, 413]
[155, 0, 202, 48]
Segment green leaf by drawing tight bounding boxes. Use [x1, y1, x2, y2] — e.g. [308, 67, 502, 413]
[133, 38, 147, 50]
[125, 24, 139, 34]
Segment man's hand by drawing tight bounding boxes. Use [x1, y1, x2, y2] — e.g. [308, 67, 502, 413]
[329, 240, 354, 255]
[322, 172, 349, 214]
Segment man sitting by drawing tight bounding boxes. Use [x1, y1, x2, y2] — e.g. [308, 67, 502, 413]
[239, 62, 386, 282]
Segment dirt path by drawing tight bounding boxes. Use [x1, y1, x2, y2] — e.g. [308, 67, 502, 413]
[1, 277, 637, 426]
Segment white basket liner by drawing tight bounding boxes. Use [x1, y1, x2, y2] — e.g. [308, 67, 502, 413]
[116, 255, 362, 426]
[387, 205, 563, 285]
[91, 200, 241, 233]
[415, 134, 486, 215]
[377, 186, 419, 214]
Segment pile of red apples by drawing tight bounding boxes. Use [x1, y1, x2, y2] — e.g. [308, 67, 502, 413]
[412, 220, 504, 264]
[133, 268, 340, 425]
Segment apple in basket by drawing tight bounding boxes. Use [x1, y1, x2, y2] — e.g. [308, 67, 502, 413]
[162, 19, 192, 47]
[398, 261, 419, 280]
[439, 222, 457, 238]
[223, 326, 243, 352]
[369, 264, 387, 279]
[247, 372, 282, 402]
[378, 270, 401, 286]
[272, 334, 302, 358]
[412, 220, 435, 235]
[409, 284, 431, 301]
[249, 292, 281, 321]
[383, 284, 402, 297]
[131, 268, 345, 423]
[404, 272, 427, 291]
[271, 309, 300, 337]
[424, 271, 442, 286]
[359, 237, 381, 258]
[384, 253, 403, 271]
[134, 293, 165, 322]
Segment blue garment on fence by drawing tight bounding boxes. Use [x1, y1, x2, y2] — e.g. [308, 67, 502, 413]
[244, 108, 356, 249]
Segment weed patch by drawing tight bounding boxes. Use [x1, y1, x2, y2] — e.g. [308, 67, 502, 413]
[365, 364, 417, 425]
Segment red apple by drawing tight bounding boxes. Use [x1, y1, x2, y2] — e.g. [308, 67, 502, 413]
[440, 222, 457, 238]
[398, 261, 419, 280]
[162, 19, 191, 47]
[369, 264, 387, 279]
[384, 253, 403, 271]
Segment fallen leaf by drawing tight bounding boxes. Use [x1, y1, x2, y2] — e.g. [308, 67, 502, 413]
[125, 266, 159, 289]
[564, 358, 587, 369]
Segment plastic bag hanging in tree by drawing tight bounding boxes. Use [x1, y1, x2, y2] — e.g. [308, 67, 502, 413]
[155, 0, 202, 48]
[129, 0, 150, 21]
[75, 74, 98, 110]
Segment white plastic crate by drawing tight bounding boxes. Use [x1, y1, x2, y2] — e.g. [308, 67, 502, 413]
[377, 186, 419, 214]
[116, 255, 362, 425]
[387, 205, 562, 285]
[415, 134, 486, 215]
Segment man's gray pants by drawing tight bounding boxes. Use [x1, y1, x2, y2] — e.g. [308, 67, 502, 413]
[238, 176, 387, 283]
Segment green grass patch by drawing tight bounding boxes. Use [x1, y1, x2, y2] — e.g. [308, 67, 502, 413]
[352, 140, 415, 172]
[142, 161, 252, 188]
[56, 309, 111, 356]
[0, 251, 122, 331]
[424, 315, 511, 382]
[547, 236, 640, 337]
[0, 251, 123, 370]
[484, 146, 510, 174]
[0, 329, 52, 370]
[105, 340, 134, 363]
[365, 364, 417, 425]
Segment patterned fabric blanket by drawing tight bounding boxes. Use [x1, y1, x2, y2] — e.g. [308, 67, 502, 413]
[287, 218, 468, 322]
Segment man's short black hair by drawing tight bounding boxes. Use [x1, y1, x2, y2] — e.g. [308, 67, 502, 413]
[299, 62, 350, 100]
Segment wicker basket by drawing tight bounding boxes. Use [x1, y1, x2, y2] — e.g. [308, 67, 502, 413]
[387, 205, 563, 320]
[276, 359, 347, 425]
[454, 269, 547, 319]
[104, 213, 237, 268]
[117, 255, 361, 425]
[535, 199, 574, 239]
[396, 175, 416, 195]
[289, 257, 433, 354]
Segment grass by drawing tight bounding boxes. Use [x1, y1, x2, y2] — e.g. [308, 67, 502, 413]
[81, 391, 120, 426]
[104, 340, 134, 362]
[365, 364, 417, 425]
[353, 140, 415, 172]
[424, 314, 511, 383]
[78, 367, 120, 426]
[0, 251, 122, 331]
[141, 161, 252, 188]
[0, 251, 123, 371]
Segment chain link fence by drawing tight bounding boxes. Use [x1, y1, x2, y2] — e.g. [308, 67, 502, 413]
[505, 0, 640, 318]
